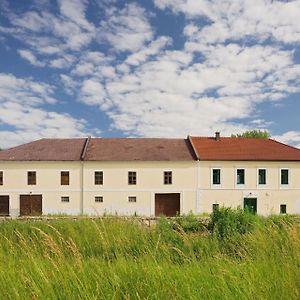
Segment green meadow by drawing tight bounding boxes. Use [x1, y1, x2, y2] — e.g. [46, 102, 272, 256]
[0, 209, 299, 299]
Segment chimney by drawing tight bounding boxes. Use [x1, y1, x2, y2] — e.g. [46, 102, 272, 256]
[215, 132, 221, 141]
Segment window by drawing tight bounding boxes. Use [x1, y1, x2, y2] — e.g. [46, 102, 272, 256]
[281, 169, 289, 185]
[27, 171, 36, 185]
[212, 169, 221, 185]
[95, 196, 103, 203]
[128, 196, 136, 203]
[212, 204, 219, 211]
[94, 171, 103, 185]
[61, 196, 69, 202]
[258, 169, 266, 185]
[164, 171, 172, 185]
[0, 171, 3, 185]
[280, 204, 287, 214]
[128, 171, 137, 185]
[236, 169, 245, 185]
[61, 171, 69, 185]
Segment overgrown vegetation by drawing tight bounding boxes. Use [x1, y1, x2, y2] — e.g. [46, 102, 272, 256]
[0, 209, 299, 299]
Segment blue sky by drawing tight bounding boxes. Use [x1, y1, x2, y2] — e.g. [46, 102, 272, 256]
[0, 0, 300, 148]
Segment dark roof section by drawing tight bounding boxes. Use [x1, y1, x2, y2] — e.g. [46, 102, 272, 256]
[84, 138, 196, 161]
[0, 138, 87, 161]
[189, 136, 300, 161]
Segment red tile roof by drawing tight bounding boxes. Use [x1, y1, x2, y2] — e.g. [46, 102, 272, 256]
[84, 138, 195, 161]
[0, 138, 86, 161]
[189, 136, 300, 161]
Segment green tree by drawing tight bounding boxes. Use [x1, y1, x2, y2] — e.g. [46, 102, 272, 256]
[231, 130, 270, 139]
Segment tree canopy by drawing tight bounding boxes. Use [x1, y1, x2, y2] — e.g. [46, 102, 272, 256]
[231, 130, 270, 139]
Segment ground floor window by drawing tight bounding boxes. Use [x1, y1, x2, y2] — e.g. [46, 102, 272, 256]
[95, 196, 103, 203]
[61, 196, 70, 202]
[212, 203, 219, 211]
[280, 204, 287, 214]
[128, 196, 136, 203]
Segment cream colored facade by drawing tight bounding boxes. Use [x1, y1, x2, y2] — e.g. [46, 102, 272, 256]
[1, 160, 300, 217]
[197, 161, 300, 215]
[0, 161, 197, 217]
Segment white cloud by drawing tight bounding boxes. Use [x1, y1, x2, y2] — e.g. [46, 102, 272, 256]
[18, 49, 45, 67]
[273, 131, 300, 149]
[97, 3, 154, 52]
[0, 73, 92, 148]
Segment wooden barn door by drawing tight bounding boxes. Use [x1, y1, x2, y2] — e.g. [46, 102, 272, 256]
[0, 196, 9, 216]
[155, 193, 180, 217]
[20, 195, 42, 216]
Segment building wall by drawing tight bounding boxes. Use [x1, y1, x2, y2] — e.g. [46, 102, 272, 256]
[0, 162, 82, 217]
[82, 161, 196, 216]
[0, 161, 197, 217]
[198, 161, 300, 215]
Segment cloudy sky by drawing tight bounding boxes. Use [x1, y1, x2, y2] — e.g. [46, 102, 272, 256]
[0, 0, 300, 149]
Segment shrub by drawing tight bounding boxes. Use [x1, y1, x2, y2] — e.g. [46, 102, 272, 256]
[208, 207, 256, 240]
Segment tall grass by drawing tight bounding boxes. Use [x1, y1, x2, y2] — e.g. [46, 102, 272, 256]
[0, 210, 299, 299]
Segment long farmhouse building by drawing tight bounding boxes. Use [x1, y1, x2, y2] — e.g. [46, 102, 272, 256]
[0, 133, 300, 217]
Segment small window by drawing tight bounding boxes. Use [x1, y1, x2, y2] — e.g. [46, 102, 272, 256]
[61, 196, 69, 202]
[212, 169, 221, 185]
[280, 204, 287, 214]
[212, 204, 219, 211]
[27, 171, 36, 185]
[281, 169, 289, 185]
[128, 196, 136, 203]
[0, 171, 3, 185]
[258, 169, 266, 185]
[237, 169, 245, 185]
[61, 171, 69, 185]
[164, 171, 172, 185]
[95, 196, 103, 203]
[95, 171, 103, 185]
[128, 171, 137, 185]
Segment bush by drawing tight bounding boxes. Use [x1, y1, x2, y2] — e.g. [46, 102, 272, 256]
[208, 207, 256, 240]
[173, 213, 207, 233]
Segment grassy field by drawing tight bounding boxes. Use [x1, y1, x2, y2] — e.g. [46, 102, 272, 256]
[0, 209, 299, 299]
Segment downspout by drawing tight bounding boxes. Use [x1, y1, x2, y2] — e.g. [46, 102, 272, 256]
[187, 135, 201, 214]
[80, 136, 91, 215]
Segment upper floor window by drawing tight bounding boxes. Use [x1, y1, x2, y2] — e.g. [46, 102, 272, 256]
[212, 169, 221, 185]
[0, 171, 3, 185]
[128, 171, 137, 185]
[61, 171, 69, 185]
[95, 171, 103, 185]
[281, 169, 289, 185]
[258, 169, 266, 185]
[236, 169, 245, 185]
[164, 171, 172, 185]
[27, 171, 36, 185]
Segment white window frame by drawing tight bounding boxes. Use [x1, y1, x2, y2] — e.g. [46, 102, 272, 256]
[95, 196, 103, 203]
[128, 196, 137, 203]
[280, 168, 290, 188]
[61, 196, 70, 203]
[235, 168, 246, 187]
[257, 168, 267, 188]
[94, 170, 104, 186]
[128, 170, 137, 185]
[163, 170, 173, 185]
[211, 168, 222, 188]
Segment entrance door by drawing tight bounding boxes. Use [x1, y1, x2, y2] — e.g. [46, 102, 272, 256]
[0, 196, 9, 216]
[155, 193, 180, 217]
[244, 198, 257, 214]
[20, 195, 42, 216]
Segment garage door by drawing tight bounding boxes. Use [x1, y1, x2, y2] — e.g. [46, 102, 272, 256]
[20, 195, 42, 216]
[0, 196, 9, 216]
[155, 193, 180, 217]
